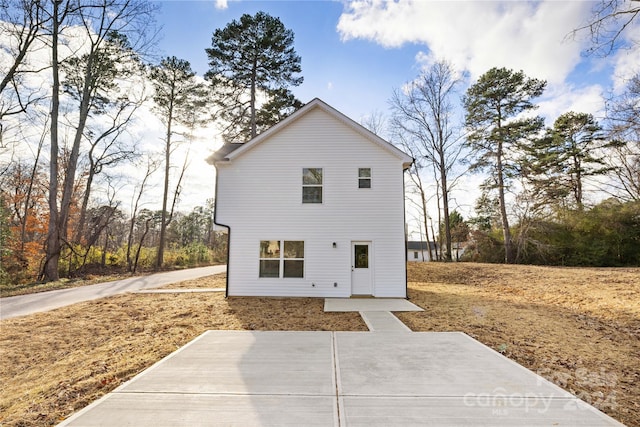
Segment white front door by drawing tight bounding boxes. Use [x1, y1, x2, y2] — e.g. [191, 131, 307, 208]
[351, 241, 372, 295]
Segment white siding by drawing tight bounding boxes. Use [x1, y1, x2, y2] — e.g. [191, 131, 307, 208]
[408, 250, 431, 262]
[216, 107, 408, 297]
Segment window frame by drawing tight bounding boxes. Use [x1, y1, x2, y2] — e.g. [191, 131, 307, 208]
[302, 168, 323, 204]
[259, 240, 281, 278]
[283, 241, 305, 278]
[358, 168, 371, 189]
[259, 240, 305, 278]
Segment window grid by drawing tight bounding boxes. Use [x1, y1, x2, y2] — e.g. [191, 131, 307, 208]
[259, 240, 304, 278]
[303, 168, 323, 203]
[358, 168, 371, 189]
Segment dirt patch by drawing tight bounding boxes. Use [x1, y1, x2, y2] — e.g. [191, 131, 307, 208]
[398, 262, 640, 426]
[0, 274, 366, 426]
[158, 273, 227, 290]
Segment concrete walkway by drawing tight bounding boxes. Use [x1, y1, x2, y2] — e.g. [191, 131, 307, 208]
[325, 297, 421, 332]
[58, 330, 624, 426]
[359, 310, 412, 332]
[324, 298, 423, 312]
[0, 265, 226, 320]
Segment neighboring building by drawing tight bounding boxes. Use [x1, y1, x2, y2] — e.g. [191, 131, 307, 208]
[451, 242, 468, 261]
[209, 98, 413, 297]
[407, 240, 467, 262]
[407, 241, 438, 262]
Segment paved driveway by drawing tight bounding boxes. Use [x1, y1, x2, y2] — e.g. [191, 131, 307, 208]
[0, 265, 226, 320]
[58, 330, 623, 426]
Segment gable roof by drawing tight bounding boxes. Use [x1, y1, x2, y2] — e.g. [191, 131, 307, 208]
[208, 98, 413, 169]
[407, 241, 438, 250]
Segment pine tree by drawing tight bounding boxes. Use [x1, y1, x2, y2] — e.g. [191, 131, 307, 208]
[463, 67, 546, 263]
[523, 112, 607, 209]
[150, 56, 208, 269]
[205, 11, 303, 142]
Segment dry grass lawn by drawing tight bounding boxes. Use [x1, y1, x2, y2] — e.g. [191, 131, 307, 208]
[398, 263, 640, 427]
[1, 263, 638, 426]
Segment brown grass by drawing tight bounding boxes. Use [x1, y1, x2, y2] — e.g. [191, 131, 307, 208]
[398, 262, 640, 427]
[0, 274, 366, 426]
[1, 264, 639, 426]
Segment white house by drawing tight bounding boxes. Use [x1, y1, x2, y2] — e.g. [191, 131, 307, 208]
[407, 241, 438, 262]
[209, 98, 413, 298]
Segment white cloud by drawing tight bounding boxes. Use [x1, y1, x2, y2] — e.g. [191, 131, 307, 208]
[215, 0, 228, 10]
[538, 83, 606, 123]
[327, 81, 334, 90]
[338, 0, 591, 85]
[610, 21, 640, 93]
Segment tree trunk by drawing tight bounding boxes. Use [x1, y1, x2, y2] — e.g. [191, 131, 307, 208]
[574, 152, 583, 209]
[21, 130, 44, 253]
[156, 97, 174, 270]
[439, 152, 452, 261]
[75, 161, 94, 244]
[127, 162, 154, 271]
[418, 185, 433, 261]
[101, 229, 108, 267]
[249, 57, 257, 139]
[59, 55, 94, 243]
[134, 218, 151, 273]
[126, 213, 135, 271]
[496, 140, 514, 263]
[43, 0, 61, 282]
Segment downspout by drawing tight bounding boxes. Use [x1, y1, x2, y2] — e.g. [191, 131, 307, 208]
[403, 158, 414, 299]
[213, 163, 231, 298]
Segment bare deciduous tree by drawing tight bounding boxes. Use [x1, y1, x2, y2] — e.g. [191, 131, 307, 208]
[606, 73, 640, 200]
[573, 0, 640, 56]
[390, 60, 465, 261]
[0, 0, 50, 135]
[43, 0, 157, 281]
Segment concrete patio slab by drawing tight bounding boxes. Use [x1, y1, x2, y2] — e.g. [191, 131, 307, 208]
[62, 394, 337, 427]
[118, 331, 335, 395]
[334, 332, 570, 397]
[58, 331, 623, 427]
[334, 332, 621, 425]
[324, 298, 423, 312]
[340, 397, 617, 426]
[359, 311, 412, 332]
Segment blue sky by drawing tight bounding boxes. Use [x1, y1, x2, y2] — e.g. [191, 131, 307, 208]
[147, 0, 639, 221]
[152, 0, 638, 127]
[155, 0, 431, 121]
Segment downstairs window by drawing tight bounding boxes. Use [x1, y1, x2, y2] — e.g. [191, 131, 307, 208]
[259, 240, 304, 278]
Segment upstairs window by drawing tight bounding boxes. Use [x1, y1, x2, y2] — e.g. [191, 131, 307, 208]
[259, 240, 305, 278]
[303, 168, 323, 203]
[358, 168, 371, 188]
